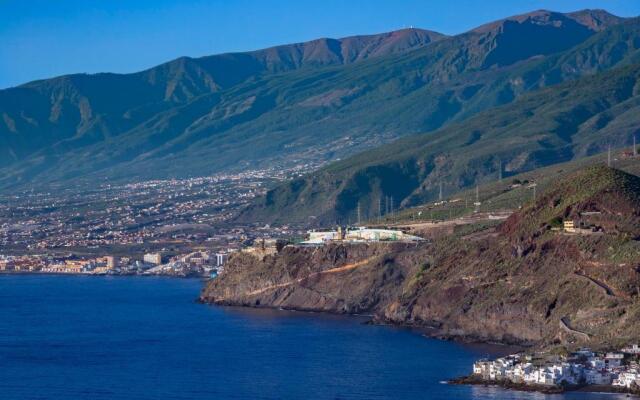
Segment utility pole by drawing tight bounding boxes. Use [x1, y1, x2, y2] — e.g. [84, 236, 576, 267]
[474, 185, 480, 212]
[390, 196, 394, 222]
[608, 144, 612, 167]
[532, 184, 537, 202]
[439, 181, 443, 201]
[378, 197, 382, 221]
[498, 158, 503, 182]
[357, 201, 361, 226]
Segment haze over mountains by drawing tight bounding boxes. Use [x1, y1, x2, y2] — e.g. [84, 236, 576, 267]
[1, 9, 639, 214]
[242, 62, 640, 225]
[0, 27, 443, 186]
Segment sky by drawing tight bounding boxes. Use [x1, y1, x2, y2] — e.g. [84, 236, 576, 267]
[1, 0, 639, 89]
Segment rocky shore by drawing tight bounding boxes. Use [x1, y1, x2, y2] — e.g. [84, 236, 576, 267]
[449, 375, 640, 396]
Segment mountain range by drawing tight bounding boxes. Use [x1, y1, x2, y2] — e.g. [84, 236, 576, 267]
[1, 9, 637, 191]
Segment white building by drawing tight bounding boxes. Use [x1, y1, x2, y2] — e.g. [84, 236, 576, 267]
[584, 369, 612, 385]
[473, 360, 491, 378]
[605, 353, 625, 368]
[524, 368, 558, 385]
[305, 230, 340, 244]
[143, 253, 162, 265]
[302, 227, 425, 244]
[511, 363, 533, 382]
[345, 227, 425, 242]
[622, 344, 640, 355]
[613, 371, 640, 388]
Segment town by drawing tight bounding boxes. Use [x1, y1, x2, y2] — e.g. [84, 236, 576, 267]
[0, 250, 230, 278]
[466, 346, 640, 393]
[0, 165, 317, 258]
[0, 223, 427, 277]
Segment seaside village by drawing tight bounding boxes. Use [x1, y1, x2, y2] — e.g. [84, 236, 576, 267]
[0, 226, 423, 277]
[472, 345, 640, 390]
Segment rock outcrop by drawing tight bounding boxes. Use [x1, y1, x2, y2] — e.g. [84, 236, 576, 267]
[201, 166, 640, 348]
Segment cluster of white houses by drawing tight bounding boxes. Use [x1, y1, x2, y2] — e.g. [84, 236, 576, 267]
[473, 346, 640, 388]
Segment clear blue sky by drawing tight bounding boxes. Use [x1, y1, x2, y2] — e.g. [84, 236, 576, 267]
[1, 0, 639, 89]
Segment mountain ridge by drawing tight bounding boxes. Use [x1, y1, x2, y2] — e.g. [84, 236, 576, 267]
[238, 60, 640, 225]
[0, 9, 633, 189]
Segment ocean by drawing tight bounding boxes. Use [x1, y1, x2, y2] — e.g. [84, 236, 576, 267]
[0, 275, 630, 400]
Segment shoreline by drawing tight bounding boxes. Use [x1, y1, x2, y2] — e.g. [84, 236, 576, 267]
[0, 270, 205, 279]
[201, 301, 640, 395]
[201, 299, 529, 355]
[449, 375, 640, 396]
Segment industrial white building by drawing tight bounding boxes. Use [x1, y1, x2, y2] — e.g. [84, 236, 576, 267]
[302, 226, 425, 244]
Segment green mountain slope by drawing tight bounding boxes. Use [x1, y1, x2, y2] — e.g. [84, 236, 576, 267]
[0, 28, 444, 170]
[384, 153, 640, 226]
[239, 62, 640, 225]
[0, 10, 633, 188]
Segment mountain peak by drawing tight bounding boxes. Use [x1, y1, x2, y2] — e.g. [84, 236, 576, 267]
[468, 9, 626, 68]
[567, 9, 627, 31]
[472, 9, 625, 34]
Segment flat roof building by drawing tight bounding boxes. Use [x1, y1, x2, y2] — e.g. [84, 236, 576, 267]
[143, 253, 162, 265]
[302, 227, 425, 244]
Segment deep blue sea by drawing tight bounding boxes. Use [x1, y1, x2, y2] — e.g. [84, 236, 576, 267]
[0, 275, 631, 400]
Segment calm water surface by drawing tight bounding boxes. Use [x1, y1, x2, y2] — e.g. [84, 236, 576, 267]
[0, 275, 631, 400]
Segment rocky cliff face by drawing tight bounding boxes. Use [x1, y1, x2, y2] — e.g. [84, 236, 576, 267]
[202, 166, 640, 348]
[201, 242, 417, 313]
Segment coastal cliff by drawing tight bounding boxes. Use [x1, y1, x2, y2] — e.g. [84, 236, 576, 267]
[201, 165, 640, 347]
